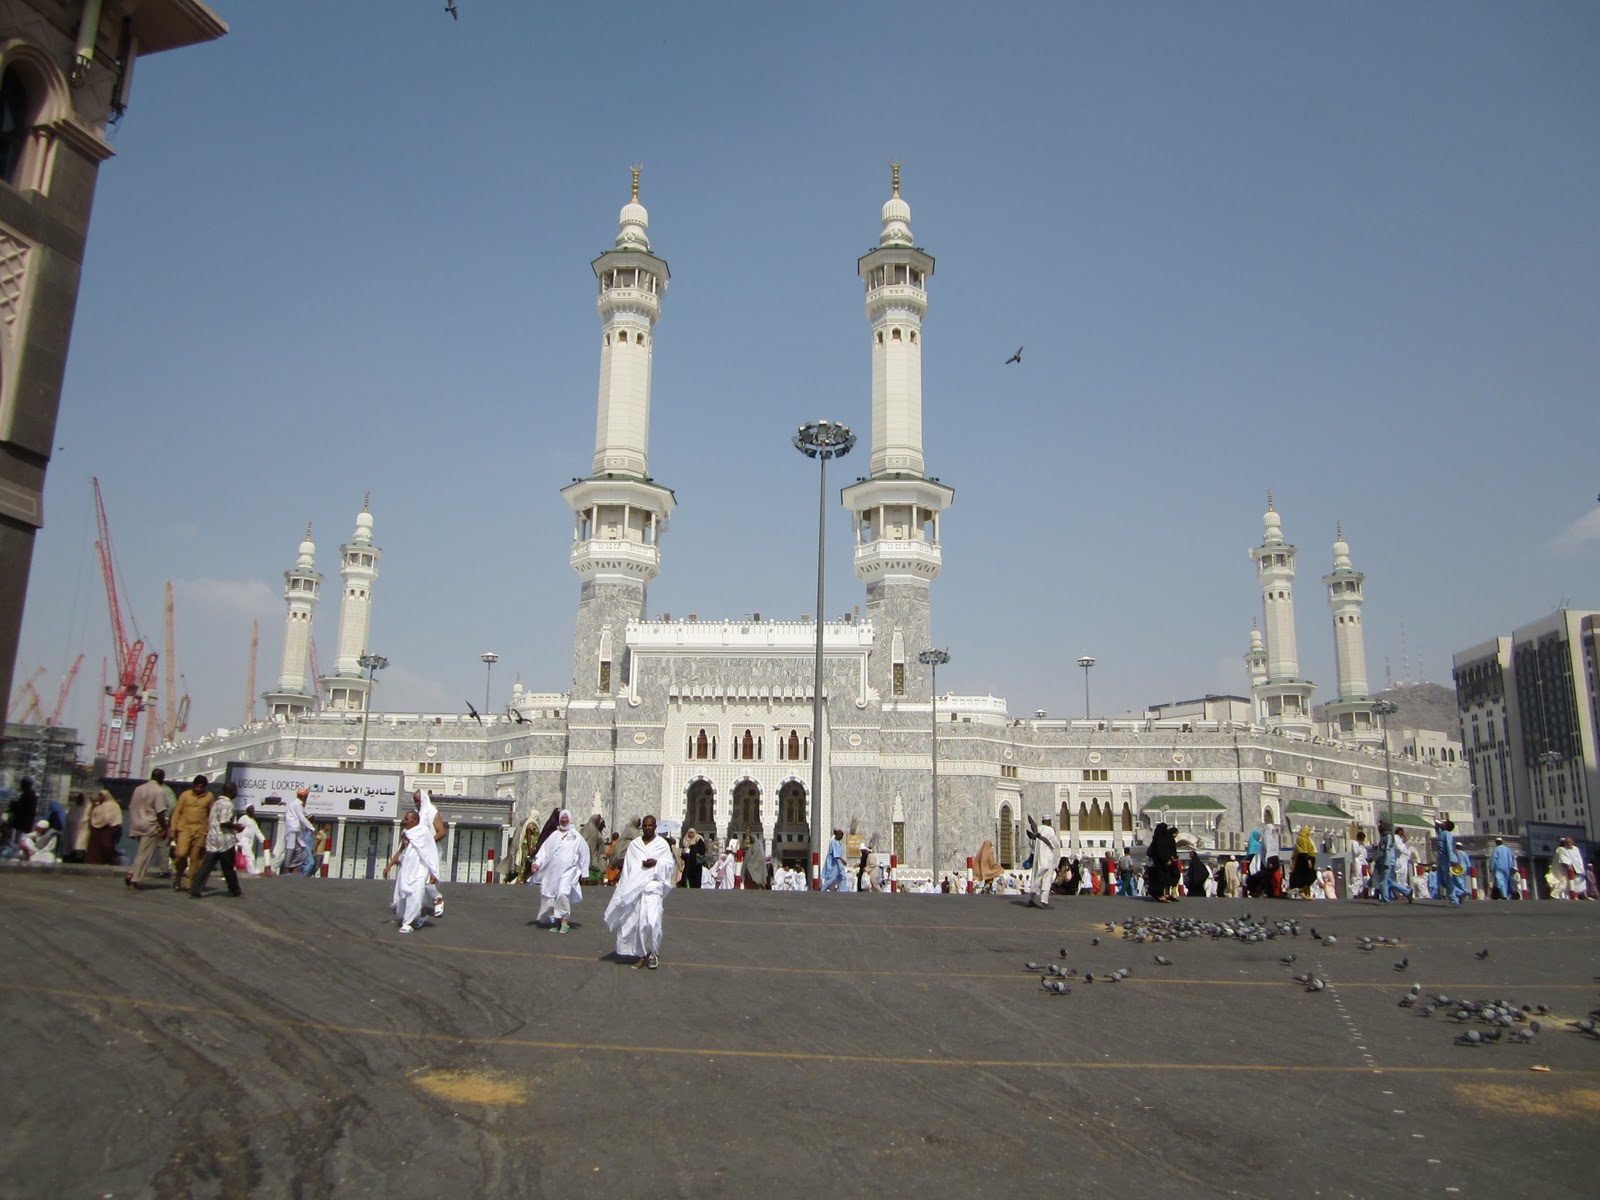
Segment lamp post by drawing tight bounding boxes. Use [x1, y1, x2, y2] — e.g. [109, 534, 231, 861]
[918, 648, 951, 881]
[793, 419, 856, 877]
[480, 651, 499, 715]
[1076, 655, 1096, 719]
[356, 653, 388, 766]
[1373, 699, 1398, 827]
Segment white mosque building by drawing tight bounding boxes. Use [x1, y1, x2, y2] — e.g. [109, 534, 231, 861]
[154, 170, 1470, 884]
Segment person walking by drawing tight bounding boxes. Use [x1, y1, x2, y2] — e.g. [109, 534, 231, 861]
[279, 788, 316, 876]
[383, 811, 437, 933]
[235, 803, 267, 875]
[680, 827, 706, 888]
[188, 782, 244, 899]
[1024, 815, 1061, 908]
[528, 809, 590, 933]
[1434, 818, 1464, 906]
[125, 769, 172, 890]
[1289, 827, 1318, 899]
[821, 829, 846, 892]
[1147, 823, 1179, 902]
[85, 788, 124, 865]
[1385, 828, 1415, 904]
[603, 814, 676, 969]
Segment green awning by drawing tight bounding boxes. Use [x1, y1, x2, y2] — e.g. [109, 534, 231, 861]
[1141, 795, 1226, 812]
[1389, 811, 1433, 829]
[1286, 799, 1352, 821]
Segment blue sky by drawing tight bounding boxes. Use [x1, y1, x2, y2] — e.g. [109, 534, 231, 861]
[16, 1, 1599, 747]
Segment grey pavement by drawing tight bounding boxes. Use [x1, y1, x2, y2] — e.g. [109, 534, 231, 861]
[3, 870, 1598, 1198]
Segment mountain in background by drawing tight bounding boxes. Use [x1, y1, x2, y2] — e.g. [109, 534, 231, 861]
[1315, 682, 1461, 738]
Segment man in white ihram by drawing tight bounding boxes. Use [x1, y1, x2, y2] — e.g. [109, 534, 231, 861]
[413, 789, 448, 918]
[604, 813, 677, 970]
[528, 808, 590, 934]
[1025, 814, 1061, 909]
[383, 811, 438, 933]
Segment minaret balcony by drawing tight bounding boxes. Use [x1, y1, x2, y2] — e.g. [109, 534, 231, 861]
[571, 537, 661, 583]
[854, 538, 942, 582]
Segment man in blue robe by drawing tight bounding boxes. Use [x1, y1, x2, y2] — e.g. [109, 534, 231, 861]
[821, 829, 846, 891]
[1489, 837, 1515, 899]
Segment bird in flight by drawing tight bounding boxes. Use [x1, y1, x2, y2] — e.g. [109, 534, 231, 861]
[445, 0, 458, 19]
[509, 708, 531, 725]
[1004, 346, 1023, 365]
[466, 699, 482, 725]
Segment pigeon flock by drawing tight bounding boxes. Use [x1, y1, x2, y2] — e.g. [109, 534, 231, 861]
[1022, 912, 1600, 1049]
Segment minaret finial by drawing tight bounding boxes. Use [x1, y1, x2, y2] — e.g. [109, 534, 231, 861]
[630, 163, 641, 202]
[1266, 489, 1274, 512]
[890, 161, 901, 198]
[362, 491, 370, 513]
[305, 521, 312, 540]
[1336, 520, 1343, 540]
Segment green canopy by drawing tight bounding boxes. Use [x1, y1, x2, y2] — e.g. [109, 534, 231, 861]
[1388, 811, 1434, 829]
[1286, 799, 1352, 821]
[1141, 795, 1226, 812]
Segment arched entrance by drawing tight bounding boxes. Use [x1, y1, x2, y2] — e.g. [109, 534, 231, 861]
[684, 778, 717, 846]
[728, 779, 763, 846]
[999, 804, 1015, 868]
[774, 779, 810, 867]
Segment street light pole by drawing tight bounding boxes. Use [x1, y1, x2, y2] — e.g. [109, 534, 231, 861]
[793, 420, 856, 882]
[1076, 655, 1096, 720]
[480, 651, 499, 716]
[356, 653, 389, 767]
[919, 648, 951, 882]
[1374, 699, 1398, 827]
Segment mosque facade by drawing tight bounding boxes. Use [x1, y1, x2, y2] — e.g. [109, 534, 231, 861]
[154, 171, 1472, 883]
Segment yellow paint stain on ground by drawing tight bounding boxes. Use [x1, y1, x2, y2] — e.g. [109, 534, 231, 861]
[411, 1069, 527, 1106]
[1456, 1082, 1600, 1120]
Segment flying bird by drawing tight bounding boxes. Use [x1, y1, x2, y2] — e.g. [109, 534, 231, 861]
[509, 708, 531, 724]
[466, 699, 483, 725]
[445, 0, 458, 18]
[1004, 346, 1023, 365]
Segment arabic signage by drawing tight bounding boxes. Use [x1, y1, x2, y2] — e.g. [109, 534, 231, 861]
[225, 762, 404, 820]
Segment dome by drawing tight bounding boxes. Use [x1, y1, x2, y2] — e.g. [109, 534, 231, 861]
[616, 199, 650, 249]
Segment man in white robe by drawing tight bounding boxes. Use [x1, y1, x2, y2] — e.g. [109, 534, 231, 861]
[528, 808, 590, 933]
[234, 804, 267, 875]
[384, 812, 437, 933]
[604, 814, 677, 969]
[414, 790, 447, 917]
[279, 789, 316, 876]
[1025, 815, 1061, 909]
[709, 844, 735, 890]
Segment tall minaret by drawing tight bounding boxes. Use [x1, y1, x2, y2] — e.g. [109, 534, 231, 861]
[1322, 523, 1379, 743]
[841, 165, 954, 704]
[1248, 493, 1315, 734]
[263, 524, 322, 719]
[561, 169, 677, 822]
[321, 498, 382, 712]
[1244, 622, 1268, 723]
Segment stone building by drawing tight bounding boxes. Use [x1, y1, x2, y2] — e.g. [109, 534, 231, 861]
[0, 1, 226, 727]
[154, 169, 1471, 883]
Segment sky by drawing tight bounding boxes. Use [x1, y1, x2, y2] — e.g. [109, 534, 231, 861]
[14, 1, 1599, 750]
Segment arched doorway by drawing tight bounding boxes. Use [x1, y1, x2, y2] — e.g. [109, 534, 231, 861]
[684, 778, 717, 846]
[999, 804, 1015, 868]
[728, 779, 763, 846]
[774, 779, 809, 867]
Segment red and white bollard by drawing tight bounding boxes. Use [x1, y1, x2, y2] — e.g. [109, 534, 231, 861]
[734, 847, 745, 888]
[485, 847, 495, 884]
[1470, 865, 1481, 900]
[966, 855, 975, 893]
[889, 853, 898, 893]
[812, 850, 821, 890]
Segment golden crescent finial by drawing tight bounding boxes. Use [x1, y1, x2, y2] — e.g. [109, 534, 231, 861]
[1266, 489, 1275, 512]
[890, 161, 901, 198]
[630, 163, 642, 202]
[363, 491, 370, 513]
[305, 521, 312, 540]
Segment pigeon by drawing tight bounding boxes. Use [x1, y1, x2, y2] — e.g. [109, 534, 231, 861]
[1083, 972, 1094, 984]
[1394, 958, 1409, 972]
[1475, 948, 1490, 960]
[1060, 948, 1069, 959]
[1024, 961, 1043, 971]
[445, 0, 458, 18]
[1308, 927, 1317, 939]
[1280, 954, 1298, 965]
[1455, 1030, 1483, 1046]
[1091, 937, 1100, 946]
[1292, 972, 1312, 985]
[1153, 955, 1172, 966]
[1323, 935, 1338, 946]
[1041, 978, 1070, 994]
[1004, 346, 1023, 365]
[510, 708, 531, 724]
[466, 699, 483, 725]
[1409, 983, 1421, 995]
[1398, 995, 1416, 1008]
[1305, 978, 1326, 992]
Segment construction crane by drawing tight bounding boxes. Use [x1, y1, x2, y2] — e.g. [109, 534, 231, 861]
[48, 654, 84, 726]
[93, 477, 159, 777]
[8, 665, 45, 721]
[244, 619, 258, 725]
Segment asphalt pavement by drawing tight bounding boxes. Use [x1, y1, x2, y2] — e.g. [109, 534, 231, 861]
[2, 868, 1597, 1198]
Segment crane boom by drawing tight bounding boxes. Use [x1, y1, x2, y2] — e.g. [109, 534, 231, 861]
[244, 619, 258, 725]
[93, 477, 158, 775]
[164, 582, 177, 736]
[49, 653, 84, 725]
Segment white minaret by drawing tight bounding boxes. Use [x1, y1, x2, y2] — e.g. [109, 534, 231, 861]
[1248, 493, 1315, 734]
[321, 497, 382, 712]
[1322, 522, 1379, 743]
[841, 165, 954, 705]
[263, 524, 322, 718]
[1244, 623, 1268, 723]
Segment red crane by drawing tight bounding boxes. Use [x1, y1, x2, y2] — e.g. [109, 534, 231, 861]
[93, 477, 158, 777]
[48, 653, 84, 726]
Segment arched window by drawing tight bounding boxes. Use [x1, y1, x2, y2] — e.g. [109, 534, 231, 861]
[1263, 806, 1275, 826]
[740, 729, 755, 760]
[787, 730, 800, 761]
[998, 805, 1014, 868]
[1079, 801, 1089, 830]
[1059, 802, 1072, 830]
[695, 729, 709, 760]
[1121, 803, 1133, 832]
[0, 68, 31, 185]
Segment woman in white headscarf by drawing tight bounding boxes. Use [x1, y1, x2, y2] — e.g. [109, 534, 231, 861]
[528, 809, 591, 934]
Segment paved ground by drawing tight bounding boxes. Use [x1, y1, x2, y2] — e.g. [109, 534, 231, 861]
[2, 868, 1598, 1199]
